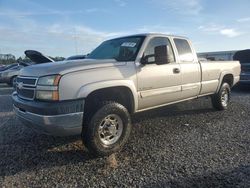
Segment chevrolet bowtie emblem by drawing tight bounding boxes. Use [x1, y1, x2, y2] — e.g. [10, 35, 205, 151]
[17, 82, 24, 90]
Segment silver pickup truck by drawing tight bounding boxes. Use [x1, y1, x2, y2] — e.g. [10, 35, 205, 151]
[12, 33, 240, 156]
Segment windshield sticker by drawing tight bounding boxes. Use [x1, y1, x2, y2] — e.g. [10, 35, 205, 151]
[121, 42, 137, 48]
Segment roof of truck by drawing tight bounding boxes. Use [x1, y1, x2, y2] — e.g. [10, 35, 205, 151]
[111, 33, 189, 40]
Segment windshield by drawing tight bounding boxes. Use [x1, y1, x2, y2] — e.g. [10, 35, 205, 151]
[87, 36, 145, 62]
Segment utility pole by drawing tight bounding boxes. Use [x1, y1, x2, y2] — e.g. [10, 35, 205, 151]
[73, 28, 78, 54]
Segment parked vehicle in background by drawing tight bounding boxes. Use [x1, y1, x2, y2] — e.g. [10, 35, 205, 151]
[0, 63, 18, 72]
[66, 55, 86, 60]
[0, 50, 54, 86]
[24, 50, 54, 64]
[12, 33, 240, 156]
[0, 64, 6, 70]
[233, 49, 250, 85]
[0, 62, 30, 86]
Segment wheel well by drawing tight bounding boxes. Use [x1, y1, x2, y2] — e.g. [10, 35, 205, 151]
[84, 86, 134, 115]
[222, 74, 234, 87]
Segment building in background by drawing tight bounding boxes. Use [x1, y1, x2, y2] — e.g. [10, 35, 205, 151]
[197, 50, 237, 61]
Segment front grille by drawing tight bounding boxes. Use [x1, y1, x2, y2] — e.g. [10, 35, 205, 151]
[16, 77, 37, 85]
[16, 76, 38, 100]
[17, 87, 35, 99]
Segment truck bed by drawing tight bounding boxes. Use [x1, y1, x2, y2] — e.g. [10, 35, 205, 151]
[199, 61, 241, 95]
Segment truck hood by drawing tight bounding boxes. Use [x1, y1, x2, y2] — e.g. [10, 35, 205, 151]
[25, 50, 54, 64]
[19, 59, 125, 77]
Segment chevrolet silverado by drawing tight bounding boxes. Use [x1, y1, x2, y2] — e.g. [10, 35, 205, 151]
[12, 33, 241, 156]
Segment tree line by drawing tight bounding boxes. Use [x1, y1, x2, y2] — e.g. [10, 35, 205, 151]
[0, 53, 65, 65]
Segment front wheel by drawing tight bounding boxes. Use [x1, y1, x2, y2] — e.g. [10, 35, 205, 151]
[82, 101, 132, 157]
[211, 82, 231, 110]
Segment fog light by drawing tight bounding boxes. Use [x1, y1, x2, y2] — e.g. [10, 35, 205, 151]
[36, 90, 59, 101]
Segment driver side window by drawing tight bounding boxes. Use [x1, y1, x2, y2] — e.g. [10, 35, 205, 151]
[143, 37, 175, 64]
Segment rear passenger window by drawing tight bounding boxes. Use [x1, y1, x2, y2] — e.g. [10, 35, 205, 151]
[174, 38, 194, 62]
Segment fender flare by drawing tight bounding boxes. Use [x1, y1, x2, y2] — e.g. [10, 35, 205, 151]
[216, 71, 234, 93]
[76, 80, 138, 112]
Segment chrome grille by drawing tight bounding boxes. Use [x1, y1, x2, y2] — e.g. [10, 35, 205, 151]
[16, 77, 37, 85]
[16, 76, 38, 100]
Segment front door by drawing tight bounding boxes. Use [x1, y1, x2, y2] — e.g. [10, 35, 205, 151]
[136, 37, 182, 110]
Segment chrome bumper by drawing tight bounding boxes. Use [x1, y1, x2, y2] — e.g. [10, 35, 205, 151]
[14, 105, 83, 136]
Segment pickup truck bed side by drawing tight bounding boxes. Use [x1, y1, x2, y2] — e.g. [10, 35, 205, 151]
[200, 61, 240, 95]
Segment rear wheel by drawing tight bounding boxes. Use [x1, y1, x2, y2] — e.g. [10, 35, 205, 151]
[211, 82, 231, 110]
[82, 101, 132, 156]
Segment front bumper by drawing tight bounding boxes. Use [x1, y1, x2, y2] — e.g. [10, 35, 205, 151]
[12, 92, 84, 136]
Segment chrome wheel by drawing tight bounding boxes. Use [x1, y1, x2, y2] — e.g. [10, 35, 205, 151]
[221, 89, 229, 107]
[98, 114, 123, 146]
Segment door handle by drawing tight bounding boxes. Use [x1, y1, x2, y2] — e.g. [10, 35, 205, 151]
[173, 68, 180, 74]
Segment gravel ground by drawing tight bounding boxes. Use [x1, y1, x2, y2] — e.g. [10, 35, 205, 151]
[0, 83, 250, 187]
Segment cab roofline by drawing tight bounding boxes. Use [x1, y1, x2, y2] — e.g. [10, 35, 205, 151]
[108, 33, 189, 41]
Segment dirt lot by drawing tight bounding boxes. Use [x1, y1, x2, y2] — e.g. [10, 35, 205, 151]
[0, 83, 250, 187]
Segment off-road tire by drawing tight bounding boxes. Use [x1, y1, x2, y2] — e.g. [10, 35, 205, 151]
[82, 101, 132, 157]
[211, 82, 231, 110]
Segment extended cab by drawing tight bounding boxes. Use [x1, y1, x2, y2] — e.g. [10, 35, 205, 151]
[12, 33, 241, 156]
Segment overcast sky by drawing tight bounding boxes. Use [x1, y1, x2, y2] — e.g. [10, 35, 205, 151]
[0, 0, 250, 58]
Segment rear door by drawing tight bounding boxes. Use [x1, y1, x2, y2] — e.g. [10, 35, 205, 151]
[173, 38, 201, 99]
[136, 36, 182, 110]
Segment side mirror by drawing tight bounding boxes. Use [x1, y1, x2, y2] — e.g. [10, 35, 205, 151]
[154, 45, 170, 65]
[140, 54, 154, 65]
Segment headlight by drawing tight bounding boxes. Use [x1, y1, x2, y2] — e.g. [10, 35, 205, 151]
[37, 75, 61, 86]
[36, 75, 61, 101]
